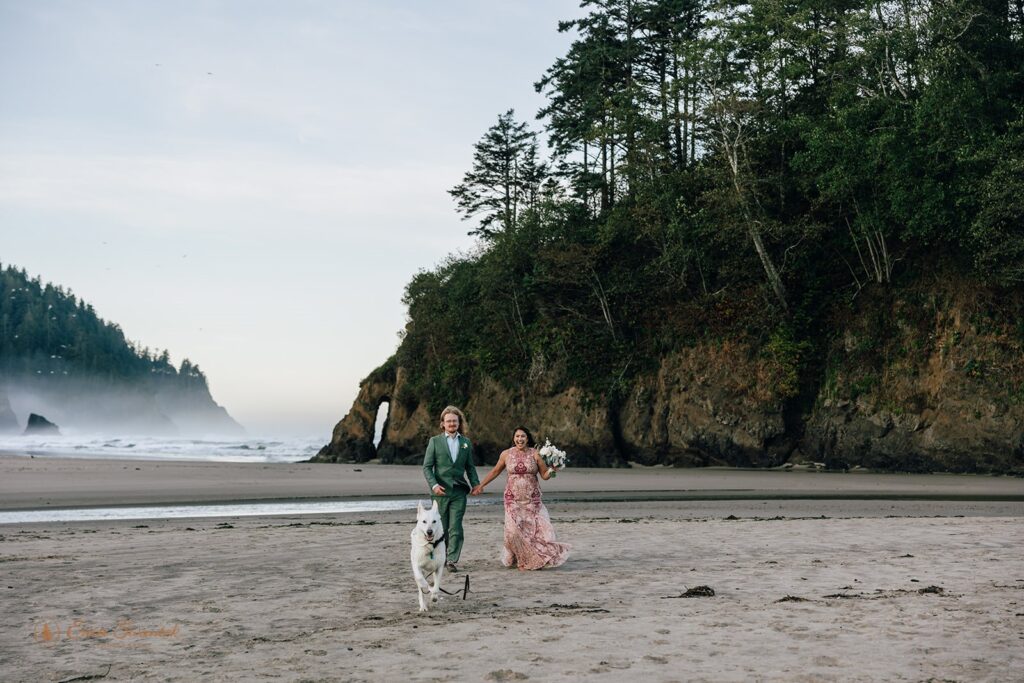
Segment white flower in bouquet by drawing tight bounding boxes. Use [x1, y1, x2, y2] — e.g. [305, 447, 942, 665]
[538, 439, 568, 475]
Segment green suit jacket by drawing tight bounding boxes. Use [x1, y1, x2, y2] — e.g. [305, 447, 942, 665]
[423, 433, 479, 496]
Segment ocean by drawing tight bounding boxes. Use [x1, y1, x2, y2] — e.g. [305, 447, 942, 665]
[0, 433, 323, 463]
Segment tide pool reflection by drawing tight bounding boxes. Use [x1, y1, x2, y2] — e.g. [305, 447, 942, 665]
[0, 497, 499, 524]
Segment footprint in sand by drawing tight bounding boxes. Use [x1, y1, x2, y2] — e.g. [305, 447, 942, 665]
[486, 670, 528, 681]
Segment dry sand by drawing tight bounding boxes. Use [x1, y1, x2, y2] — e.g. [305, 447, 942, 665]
[1, 455, 1023, 681]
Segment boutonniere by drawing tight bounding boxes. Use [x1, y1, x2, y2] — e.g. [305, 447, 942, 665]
[461, 443, 468, 449]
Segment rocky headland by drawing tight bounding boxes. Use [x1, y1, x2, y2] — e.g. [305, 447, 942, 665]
[316, 276, 1023, 473]
[0, 264, 243, 437]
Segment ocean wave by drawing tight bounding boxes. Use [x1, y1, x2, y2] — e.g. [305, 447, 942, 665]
[0, 434, 322, 463]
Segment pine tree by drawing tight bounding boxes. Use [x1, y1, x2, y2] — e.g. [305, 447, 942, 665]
[449, 109, 547, 239]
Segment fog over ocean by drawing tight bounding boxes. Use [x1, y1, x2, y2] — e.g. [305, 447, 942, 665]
[0, 434, 323, 463]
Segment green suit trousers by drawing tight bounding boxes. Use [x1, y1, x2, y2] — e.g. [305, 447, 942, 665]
[432, 492, 468, 563]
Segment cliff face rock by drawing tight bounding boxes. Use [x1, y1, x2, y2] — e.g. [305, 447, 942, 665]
[803, 286, 1024, 472]
[318, 279, 1023, 473]
[0, 391, 18, 432]
[315, 343, 789, 467]
[462, 377, 620, 466]
[152, 386, 244, 435]
[313, 367, 621, 466]
[618, 342, 787, 466]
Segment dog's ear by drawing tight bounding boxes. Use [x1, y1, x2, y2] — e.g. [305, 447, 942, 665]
[431, 500, 438, 513]
[417, 501, 424, 513]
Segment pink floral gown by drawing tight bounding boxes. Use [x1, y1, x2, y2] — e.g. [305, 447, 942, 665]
[501, 447, 570, 570]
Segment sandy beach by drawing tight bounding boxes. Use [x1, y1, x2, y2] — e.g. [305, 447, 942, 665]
[2, 455, 1023, 681]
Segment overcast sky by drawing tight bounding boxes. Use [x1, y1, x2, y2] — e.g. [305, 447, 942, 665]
[0, 1, 582, 436]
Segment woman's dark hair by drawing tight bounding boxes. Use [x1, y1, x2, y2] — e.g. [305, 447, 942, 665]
[511, 426, 534, 447]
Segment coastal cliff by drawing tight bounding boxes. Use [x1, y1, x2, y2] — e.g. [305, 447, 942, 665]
[315, 0, 1022, 473]
[315, 276, 1023, 473]
[802, 282, 1024, 472]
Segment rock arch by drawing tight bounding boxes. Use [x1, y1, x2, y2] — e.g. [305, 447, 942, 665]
[312, 363, 434, 464]
[313, 375, 392, 463]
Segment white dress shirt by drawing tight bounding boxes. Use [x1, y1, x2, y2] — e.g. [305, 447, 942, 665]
[445, 433, 460, 462]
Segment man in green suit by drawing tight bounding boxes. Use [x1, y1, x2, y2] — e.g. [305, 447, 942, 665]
[422, 405, 480, 572]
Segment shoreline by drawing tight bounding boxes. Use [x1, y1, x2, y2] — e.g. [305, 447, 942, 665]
[3, 453, 1024, 512]
[4, 489, 1024, 515]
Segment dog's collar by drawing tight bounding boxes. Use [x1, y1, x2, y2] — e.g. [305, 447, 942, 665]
[417, 531, 445, 549]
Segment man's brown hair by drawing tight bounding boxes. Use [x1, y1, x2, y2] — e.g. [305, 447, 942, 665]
[439, 405, 468, 434]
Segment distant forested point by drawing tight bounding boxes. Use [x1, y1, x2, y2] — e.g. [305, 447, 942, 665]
[0, 264, 208, 389]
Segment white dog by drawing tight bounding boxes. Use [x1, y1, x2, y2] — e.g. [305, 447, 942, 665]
[410, 500, 446, 612]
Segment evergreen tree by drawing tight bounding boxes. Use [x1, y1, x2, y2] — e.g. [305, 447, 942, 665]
[449, 110, 547, 239]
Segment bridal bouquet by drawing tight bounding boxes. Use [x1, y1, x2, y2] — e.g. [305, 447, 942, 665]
[538, 439, 568, 476]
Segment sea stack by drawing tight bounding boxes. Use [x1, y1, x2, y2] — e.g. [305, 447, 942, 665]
[24, 413, 60, 436]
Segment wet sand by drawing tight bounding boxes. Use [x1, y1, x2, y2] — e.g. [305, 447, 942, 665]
[3, 454, 1022, 511]
[1, 455, 1023, 681]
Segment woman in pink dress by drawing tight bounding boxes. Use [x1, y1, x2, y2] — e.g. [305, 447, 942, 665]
[473, 427, 570, 570]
